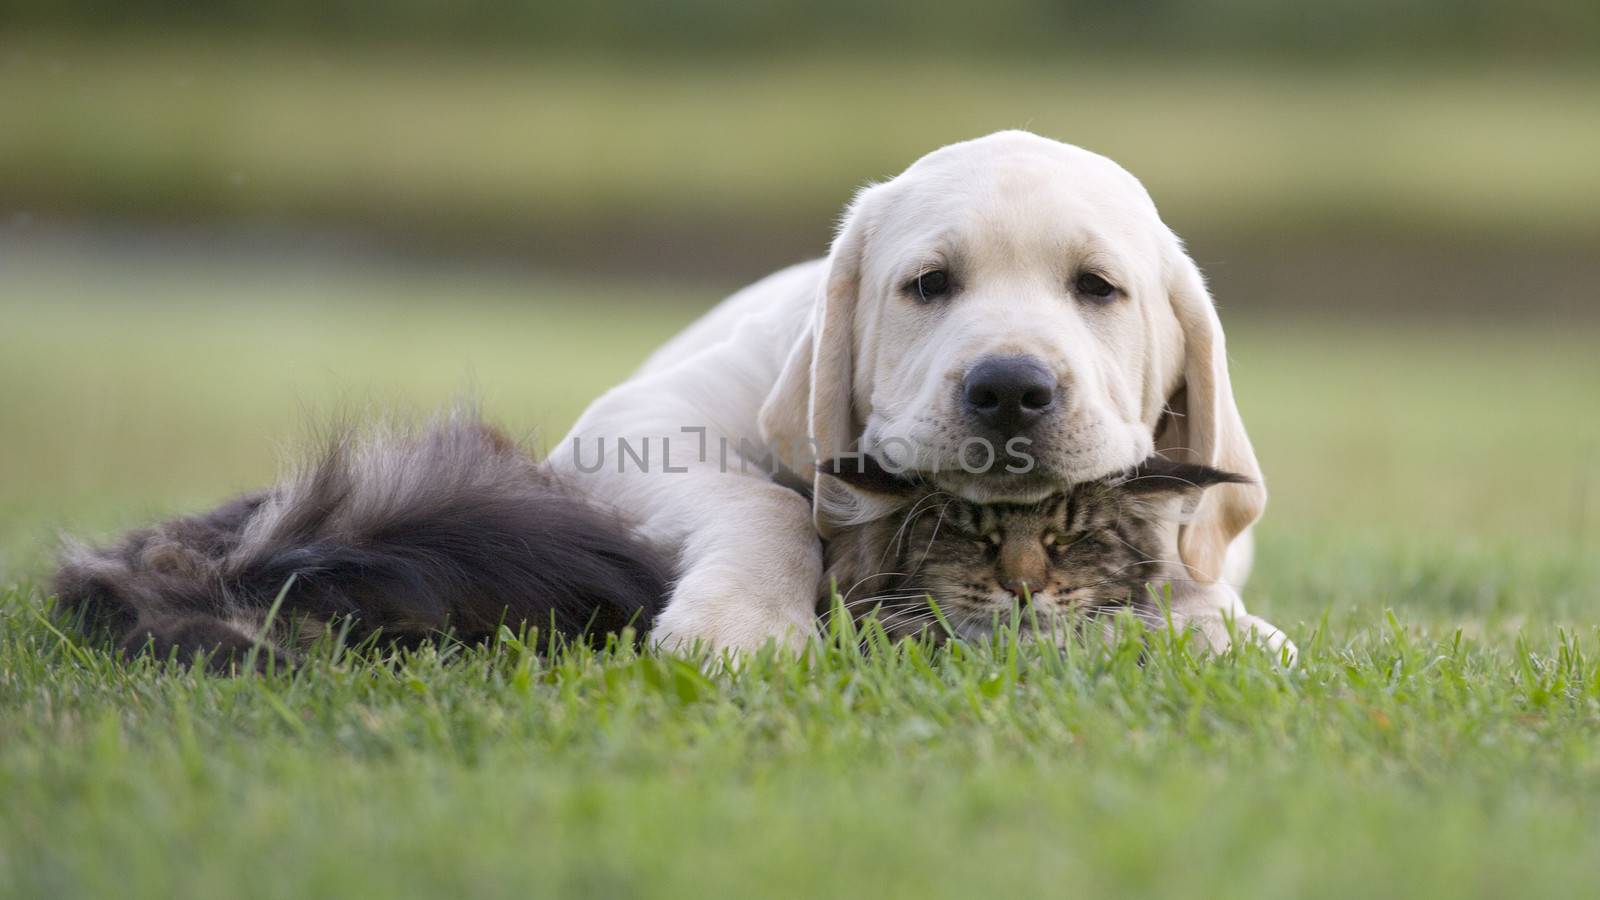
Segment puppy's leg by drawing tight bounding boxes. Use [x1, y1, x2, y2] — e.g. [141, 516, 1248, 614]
[554, 421, 822, 653]
[648, 478, 822, 654]
[552, 304, 829, 653]
[1164, 582, 1297, 663]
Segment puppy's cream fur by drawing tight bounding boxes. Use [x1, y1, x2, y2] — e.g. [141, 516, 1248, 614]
[551, 131, 1284, 653]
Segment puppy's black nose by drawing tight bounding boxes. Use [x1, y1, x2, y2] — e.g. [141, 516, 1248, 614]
[962, 356, 1058, 436]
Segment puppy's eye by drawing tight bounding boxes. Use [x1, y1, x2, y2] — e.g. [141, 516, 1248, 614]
[1074, 272, 1117, 302]
[910, 269, 951, 303]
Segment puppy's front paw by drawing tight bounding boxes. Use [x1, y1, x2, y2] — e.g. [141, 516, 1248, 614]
[650, 568, 818, 656]
[1187, 613, 1297, 664]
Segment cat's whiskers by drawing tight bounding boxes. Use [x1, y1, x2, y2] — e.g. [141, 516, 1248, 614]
[840, 591, 931, 613]
[907, 499, 956, 579]
[1106, 498, 1211, 581]
[877, 605, 934, 631]
[887, 492, 953, 569]
[839, 571, 910, 604]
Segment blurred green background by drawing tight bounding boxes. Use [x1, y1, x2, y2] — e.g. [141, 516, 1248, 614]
[1, 6, 1597, 613]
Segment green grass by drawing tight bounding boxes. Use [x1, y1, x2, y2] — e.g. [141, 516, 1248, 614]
[4, 33, 1600, 241]
[4, 608, 1600, 899]
[2, 248, 1599, 898]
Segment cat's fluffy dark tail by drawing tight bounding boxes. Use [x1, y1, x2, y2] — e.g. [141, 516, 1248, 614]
[52, 415, 668, 671]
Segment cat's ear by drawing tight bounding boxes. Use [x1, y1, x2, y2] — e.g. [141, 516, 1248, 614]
[1118, 458, 1252, 500]
[813, 455, 927, 528]
[816, 456, 922, 497]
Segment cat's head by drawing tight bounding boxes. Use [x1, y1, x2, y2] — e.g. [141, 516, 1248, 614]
[818, 456, 1249, 640]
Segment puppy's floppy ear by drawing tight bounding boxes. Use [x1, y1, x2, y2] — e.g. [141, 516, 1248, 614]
[759, 184, 880, 536]
[1156, 243, 1267, 582]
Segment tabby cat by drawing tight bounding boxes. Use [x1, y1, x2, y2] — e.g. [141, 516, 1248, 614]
[819, 455, 1248, 642]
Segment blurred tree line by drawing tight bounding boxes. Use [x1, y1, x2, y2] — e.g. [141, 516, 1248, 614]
[5, 0, 1596, 61]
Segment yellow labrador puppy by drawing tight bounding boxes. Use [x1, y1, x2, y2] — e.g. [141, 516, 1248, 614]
[551, 130, 1291, 656]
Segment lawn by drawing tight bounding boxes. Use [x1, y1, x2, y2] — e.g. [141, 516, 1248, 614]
[2, 246, 1599, 898]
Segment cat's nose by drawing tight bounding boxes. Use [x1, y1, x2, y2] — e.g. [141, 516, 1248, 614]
[1000, 578, 1035, 601]
[962, 355, 1058, 438]
[999, 544, 1049, 602]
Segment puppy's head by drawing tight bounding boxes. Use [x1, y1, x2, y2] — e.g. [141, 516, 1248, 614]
[843, 133, 1182, 499]
[763, 131, 1265, 582]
